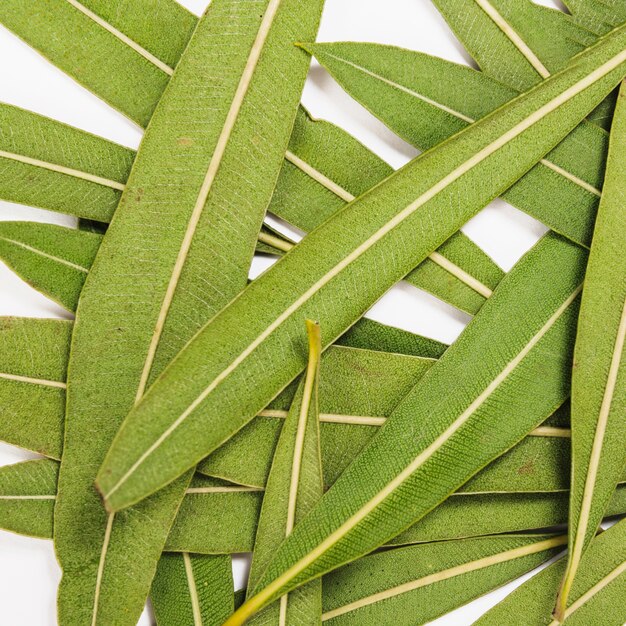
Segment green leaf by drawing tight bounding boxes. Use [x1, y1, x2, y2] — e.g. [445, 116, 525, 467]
[0, 0, 513, 314]
[230, 233, 586, 621]
[97, 27, 626, 512]
[200, 348, 574, 493]
[555, 80, 626, 618]
[0, 222, 100, 311]
[0, 104, 503, 317]
[151, 553, 234, 626]
[0, 324, 579, 498]
[246, 321, 323, 624]
[54, 2, 324, 625]
[199, 345, 434, 489]
[276, 107, 505, 315]
[431, 0, 596, 92]
[5, 459, 626, 554]
[333, 318, 448, 358]
[476, 518, 626, 625]
[564, 1, 626, 36]
[302, 40, 607, 246]
[0, 102, 131, 220]
[0, 459, 58, 539]
[321, 534, 566, 625]
[0, 317, 69, 459]
[431, 0, 620, 129]
[0, 0, 196, 126]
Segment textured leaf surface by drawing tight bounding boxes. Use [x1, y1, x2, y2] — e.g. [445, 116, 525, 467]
[232, 234, 586, 620]
[303, 40, 608, 246]
[0, 222, 100, 311]
[98, 30, 626, 512]
[432, 0, 621, 128]
[0, 317, 69, 459]
[476, 518, 626, 625]
[556, 80, 626, 617]
[322, 534, 565, 625]
[54, 2, 324, 624]
[0, 459, 58, 539]
[432, 0, 595, 92]
[275, 107, 505, 314]
[0, 102, 131, 220]
[0, 331, 580, 499]
[5, 460, 626, 554]
[0, 0, 196, 126]
[247, 321, 323, 625]
[151, 553, 233, 626]
[0, 0, 519, 314]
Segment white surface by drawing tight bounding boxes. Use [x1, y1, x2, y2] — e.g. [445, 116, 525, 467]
[0, 0, 563, 624]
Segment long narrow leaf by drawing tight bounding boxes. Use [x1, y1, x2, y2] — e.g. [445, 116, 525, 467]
[432, 0, 620, 128]
[322, 534, 565, 625]
[231, 233, 586, 621]
[302, 40, 608, 246]
[0, 102, 131, 220]
[0, 323, 583, 499]
[247, 321, 323, 624]
[150, 553, 234, 626]
[97, 28, 626, 512]
[54, 2, 324, 624]
[0, 100, 504, 315]
[476, 517, 626, 625]
[5, 460, 626, 554]
[555, 79, 626, 618]
[0, 317, 69, 459]
[0, 0, 196, 126]
[0, 221, 100, 311]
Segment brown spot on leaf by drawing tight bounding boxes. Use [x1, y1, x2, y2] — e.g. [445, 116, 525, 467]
[177, 137, 194, 147]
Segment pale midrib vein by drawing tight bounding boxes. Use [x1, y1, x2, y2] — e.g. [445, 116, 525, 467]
[474, 0, 551, 78]
[286, 351, 317, 535]
[107, 44, 626, 500]
[258, 230, 294, 253]
[64, 0, 174, 76]
[321, 536, 567, 621]
[0, 235, 90, 274]
[283, 150, 494, 297]
[244, 285, 583, 607]
[0, 371, 66, 389]
[0, 149, 125, 191]
[134, 0, 283, 402]
[549, 558, 626, 626]
[91, 512, 114, 626]
[183, 552, 203, 626]
[561, 296, 626, 600]
[317, 53, 602, 197]
[186, 486, 262, 494]
[279, 325, 319, 626]
[0, 494, 56, 500]
[259, 409, 569, 436]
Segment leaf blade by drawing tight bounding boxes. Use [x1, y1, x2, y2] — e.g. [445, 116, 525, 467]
[556, 79, 626, 618]
[97, 27, 626, 511]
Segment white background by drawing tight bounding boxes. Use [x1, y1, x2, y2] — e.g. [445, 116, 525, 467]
[0, 0, 565, 623]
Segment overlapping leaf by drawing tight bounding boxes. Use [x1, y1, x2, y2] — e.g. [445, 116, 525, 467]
[556, 79, 626, 618]
[0, 317, 69, 459]
[302, 40, 607, 246]
[231, 233, 586, 622]
[97, 27, 626, 512]
[322, 534, 566, 625]
[247, 321, 323, 624]
[476, 518, 626, 625]
[151, 553, 234, 626]
[54, 1, 324, 624]
[5, 458, 626, 554]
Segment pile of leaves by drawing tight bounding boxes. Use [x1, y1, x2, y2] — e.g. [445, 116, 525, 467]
[0, 0, 624, 624]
